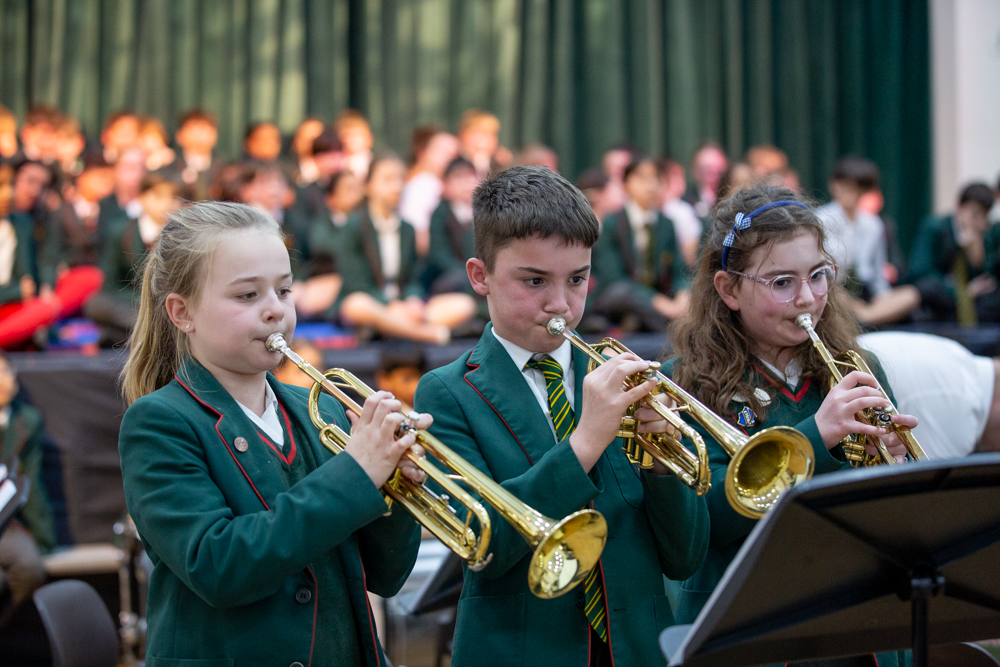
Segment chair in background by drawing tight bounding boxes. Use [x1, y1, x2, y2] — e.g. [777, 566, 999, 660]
[32, 579, 119, 667]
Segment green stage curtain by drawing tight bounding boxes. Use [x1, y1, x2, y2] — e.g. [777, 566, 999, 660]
[0, 0, 930, 247]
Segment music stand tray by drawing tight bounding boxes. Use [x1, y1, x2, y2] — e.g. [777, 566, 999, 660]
[661, 453, 1000, 667]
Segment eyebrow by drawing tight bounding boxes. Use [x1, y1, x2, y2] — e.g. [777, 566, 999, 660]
[759, 261, 828, 278]
[227, 272, 293, 286]
[516, 264, 591, 276]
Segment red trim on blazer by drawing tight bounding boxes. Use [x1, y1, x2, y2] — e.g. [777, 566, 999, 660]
[464, 357, 535, 465]
[176, 377, 271, 512]
[175, 376, 321, 665]
[253, 402, 298, 466]
[752, 363, 812, 403]
[595, 497, 615, 667]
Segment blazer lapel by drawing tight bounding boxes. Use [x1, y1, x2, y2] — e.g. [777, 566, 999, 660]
[358, 209, 385, 289]
[464, 325, 557, 466]
[175, 359, 289, 508]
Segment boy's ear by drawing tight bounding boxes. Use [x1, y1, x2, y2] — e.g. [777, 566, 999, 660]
[466, 258, 490, 297]
[714, 270, 741, 311]
[164, 293, 193, 332]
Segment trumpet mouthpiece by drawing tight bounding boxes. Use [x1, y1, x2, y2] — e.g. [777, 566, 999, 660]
[795, 314, 814, 330]
[265, 332, 288, 353]
[546, 317, 567, 336]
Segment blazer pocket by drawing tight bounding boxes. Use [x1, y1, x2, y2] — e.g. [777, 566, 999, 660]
[452, 593, 524, 667]
[607, 449, 644, 509]
[146, 659, 234, 667]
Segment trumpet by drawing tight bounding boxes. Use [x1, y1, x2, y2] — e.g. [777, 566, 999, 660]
[266, 333, 607, 599]
[795, 314, 926, 466]
[546, 318, 815, 518]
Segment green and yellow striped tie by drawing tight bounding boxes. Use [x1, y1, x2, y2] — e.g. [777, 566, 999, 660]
[525, 355, 608, 641]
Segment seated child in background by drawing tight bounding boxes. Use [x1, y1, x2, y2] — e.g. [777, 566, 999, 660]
[575, 169, 611, 221]
[0, 106, 18, 165]
[299, 171, 365, 320]
[97, 146, 146, 248]
[683, 141, 728, 218]
[84, 174, 183, 345]
[659, 158, 703, 268]
[426, 157, 478, 295]
[290, 116, 326, 186]
[289, 128, 345, 224]
[399, 128, 460, 256]
[53, 115, 86, 179]
[0, 353, 55, 627]
[100, 111, 140, 165]
[171, 109, 219, 201]
[272, 338, 325, 389]
[592, 154, 691, 332]
[336, 110, 375, 182]
[457, 109, 510, 180]
[337, 153, 476, 344]
[817, 156, 920, 325]
[243, 122, 284, 166]
[909, 182, 1000, 324]
[137, 117, 175, 172]
[374, 348, 427, 414]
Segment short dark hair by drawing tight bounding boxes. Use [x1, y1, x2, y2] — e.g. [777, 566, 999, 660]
[473, 166, 599, 272]
[178, 108, 217, 128]
[13, 159, 51, 180]
[958, 182, 994, 212]
[311, 128, 342, 156]
[378, 348, 428, 375]
[366, 151, 403, 183]
[623, 154, 661, 182]
[830, 156, 880, 191]
[443, 157, 475, 180]
[575, 168, 609, 192]
[140, 172, 182, 196]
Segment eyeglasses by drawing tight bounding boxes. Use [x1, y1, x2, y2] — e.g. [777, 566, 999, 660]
[729, 264, 837, 303]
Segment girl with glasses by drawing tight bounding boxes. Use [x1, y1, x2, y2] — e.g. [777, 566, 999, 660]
[659, 186, 917, 667]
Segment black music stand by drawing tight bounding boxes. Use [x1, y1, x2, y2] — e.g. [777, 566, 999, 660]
[660, 453, 1000, 667]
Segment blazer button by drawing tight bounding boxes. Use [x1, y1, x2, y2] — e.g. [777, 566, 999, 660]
[234, 437, 249, 452]
[289, 662, 305, 667]
[295, 588, 312, 604]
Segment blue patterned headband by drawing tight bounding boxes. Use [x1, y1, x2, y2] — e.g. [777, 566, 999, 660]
[721, 200, 809, 269]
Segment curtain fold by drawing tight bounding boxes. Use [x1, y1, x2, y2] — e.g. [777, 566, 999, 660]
[0, 0, 931, 247]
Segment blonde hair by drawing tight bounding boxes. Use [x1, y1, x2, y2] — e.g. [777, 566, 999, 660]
[121, 202, 282, 404]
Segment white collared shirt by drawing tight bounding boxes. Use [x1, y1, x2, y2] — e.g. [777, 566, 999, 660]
[370, 207, 402, 300]
[625, 200, 657, 255]
[492, 328, 575, 441]
[816, 201, 890, 297]
[237, 381, 284, 447]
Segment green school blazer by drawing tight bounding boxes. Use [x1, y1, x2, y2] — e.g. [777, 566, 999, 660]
[0, 401, 55, 552]
[119, 358, 420, 667]
[414, 325, 710, 667]
[337, 208, 424, 307]
[592, 209, 691, 305]
[662, 356, 910, 667]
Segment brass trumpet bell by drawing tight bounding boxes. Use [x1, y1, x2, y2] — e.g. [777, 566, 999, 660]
[546, 318, 815, 518]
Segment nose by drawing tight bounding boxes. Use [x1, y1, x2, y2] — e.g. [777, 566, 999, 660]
[544, 284, 571, 315]
[261, 289, 285, 322]
[792, 277, 816, 307]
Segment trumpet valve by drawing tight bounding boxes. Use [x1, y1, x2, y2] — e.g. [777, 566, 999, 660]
[618, 415, 638, 439]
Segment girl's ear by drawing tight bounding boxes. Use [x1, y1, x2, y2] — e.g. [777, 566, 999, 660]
[714, 270, 741, 311]
[466, 258, 490, 297]
[164, 293, 193, 332]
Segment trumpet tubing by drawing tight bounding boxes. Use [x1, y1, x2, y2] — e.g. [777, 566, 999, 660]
[266, 333, 607, 599]
[795, 314, 926, 466]
[546, 318, 815, 518]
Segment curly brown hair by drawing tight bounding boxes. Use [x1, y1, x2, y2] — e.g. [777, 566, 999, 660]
[669, 186, 861, 422]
